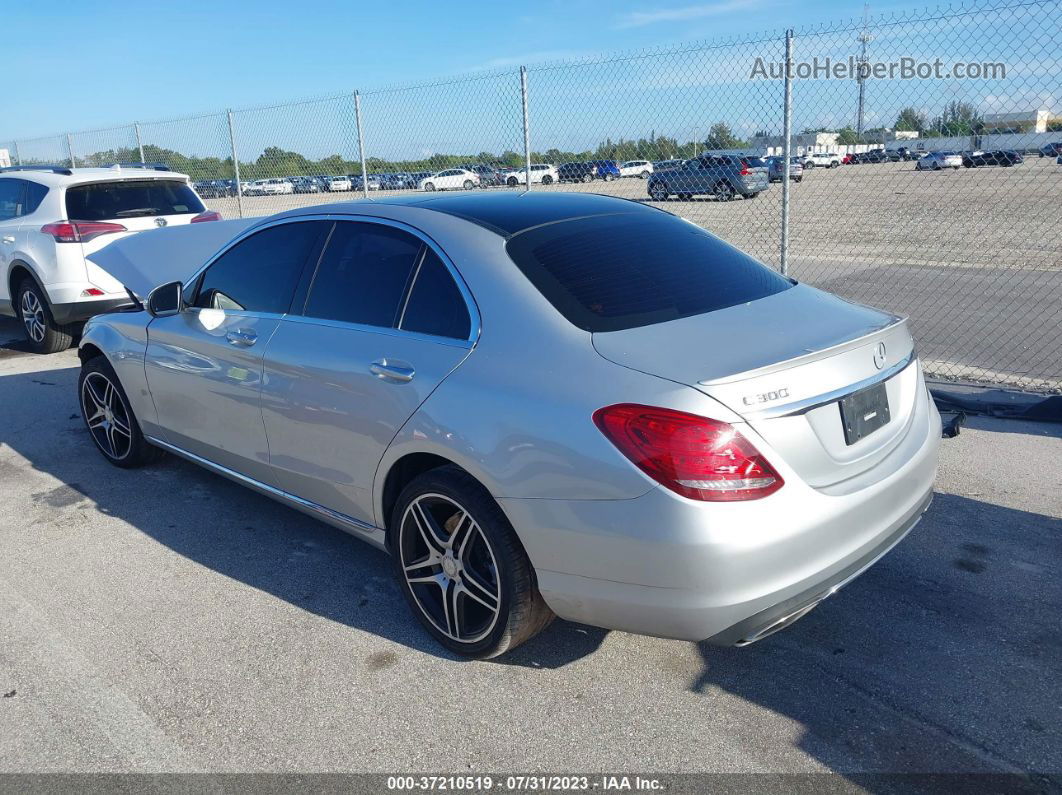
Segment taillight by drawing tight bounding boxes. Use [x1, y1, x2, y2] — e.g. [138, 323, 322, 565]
[191, 210, 222, 223]
[739, 162, 751, 176]
[593, 404, 783, 501]
[41, 221, 127, 243]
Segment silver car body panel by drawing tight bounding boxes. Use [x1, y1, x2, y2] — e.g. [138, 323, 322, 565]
[80, 195, 941, 644]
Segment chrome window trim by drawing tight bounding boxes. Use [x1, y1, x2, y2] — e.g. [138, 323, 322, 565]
[182, 213, 481, 345]
[746, 351, 918, 420]
[146, 435, 387, 548]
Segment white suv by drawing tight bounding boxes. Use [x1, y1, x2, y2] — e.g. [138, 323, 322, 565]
[802, 152, 841, 169]
[0, 164, 218, 353]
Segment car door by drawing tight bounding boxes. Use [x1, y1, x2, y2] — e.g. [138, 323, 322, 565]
[260, 219, 476, 526]
[144, 220, 330, 484]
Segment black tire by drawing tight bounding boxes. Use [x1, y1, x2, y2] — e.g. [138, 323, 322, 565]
[463, 180, 474, 190]
[640, 170, 650, 179]
[16, 278, 76, 355]
[507, 176, 519, 187]
[541, 175, 553, 185]
[603, 173, 615, 182]
[804, 161, 815, 169]
[79, 356, 164, 469]
[581, 173, 593, 183]
[390, 465, 554, 659]
[648, 182, 668, 201]
[424, 182, 436, 192]
[794, 177, 803, 183]
[745, 191, 759, 199]
[714, 182, 735, 202]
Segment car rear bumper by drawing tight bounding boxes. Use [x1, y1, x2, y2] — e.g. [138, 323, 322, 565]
[499, 395, 940, 643]
[51, 297, 133, 324]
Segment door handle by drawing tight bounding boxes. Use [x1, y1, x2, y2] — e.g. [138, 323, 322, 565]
[369, 359, 415, 383]
[226, 328, 258, 346]
[1, 236, 14, 244]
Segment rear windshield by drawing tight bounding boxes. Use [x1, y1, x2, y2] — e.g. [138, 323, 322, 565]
[65, 180, 204, 221]
[505, 211, 793, 332]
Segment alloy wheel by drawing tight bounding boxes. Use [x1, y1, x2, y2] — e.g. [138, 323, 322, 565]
[398, 493, 501, 644]
[81, 372, 133, 461]
[20, 289, 47, 344]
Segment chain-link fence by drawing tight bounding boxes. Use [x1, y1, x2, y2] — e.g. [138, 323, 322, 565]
[2, 0, 1059, 391]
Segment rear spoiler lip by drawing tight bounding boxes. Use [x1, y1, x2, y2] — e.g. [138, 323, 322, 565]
[697, 315, 908, 387]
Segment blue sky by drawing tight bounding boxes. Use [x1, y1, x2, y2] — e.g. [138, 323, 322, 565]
[7, 0, 932, 139]
[6, 0, 1057, 162]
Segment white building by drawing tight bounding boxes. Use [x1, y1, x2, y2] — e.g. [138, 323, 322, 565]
[982, 109, 1057, 133]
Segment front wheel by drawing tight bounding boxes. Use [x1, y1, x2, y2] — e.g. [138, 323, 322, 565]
[640, 170, 650, 179]
[603, 173, 615, 182]
[541, 175, 553, 185]
[79, 356, 163, 468]
[507, 176, 519, 187]
[714, 182, 736, 202]
[463, 180, 474, 190]
[648, 182, 668, 201]
[423, 182, 436, 191]
[17, 279, 75, 355]
[804, 161, 815, 169]
[581, 173, 593, 183]
[391, 466, 554, 658]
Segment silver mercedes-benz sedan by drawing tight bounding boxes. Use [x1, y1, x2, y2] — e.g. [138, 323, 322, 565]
[78, 192, 940, 658]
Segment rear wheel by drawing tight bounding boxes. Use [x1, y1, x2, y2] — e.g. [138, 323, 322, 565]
[648, 182, 668, 201]
[391, 466, 554, 659]
[804, 161, 815, 169]
[463, 180, 474, 190]
[603, 173, 615, 182]
[541, 175, 553, 185]
[79, 356, 163, 468]
[640, 170, 650, 179]
[17, 278, 75, 355]
[424, 182, 436, 191]
[714, 182, 736, 202]
[581, 173, 593, 183]
[507, 176, 519, 187]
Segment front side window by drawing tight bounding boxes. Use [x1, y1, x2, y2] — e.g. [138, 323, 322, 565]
[303, 221, 424, 328]
[65, 180, 205, 221]
[193, 221, 327, 313]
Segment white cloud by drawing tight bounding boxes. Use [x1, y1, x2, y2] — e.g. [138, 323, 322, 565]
[615, 0, 761, 29]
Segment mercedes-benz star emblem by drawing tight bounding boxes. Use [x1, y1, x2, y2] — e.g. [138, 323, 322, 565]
[154, 217, 168, 228]
[873, 341, 887, 370]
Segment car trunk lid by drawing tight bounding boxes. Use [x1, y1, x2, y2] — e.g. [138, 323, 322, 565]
[592, 284, 921, 488]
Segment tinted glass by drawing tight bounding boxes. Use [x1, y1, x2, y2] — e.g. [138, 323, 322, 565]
[505, 211, 793, 332]
[401, 250, 471, 340]
[0, 179, 22, 220]
[303, 221, 424, 327]
[194, 221, 325, 313]
[65, 180, 205, 221]
[23, 181, 48, 215]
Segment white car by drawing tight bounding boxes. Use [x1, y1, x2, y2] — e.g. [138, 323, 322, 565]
[419, 169, 481, 192]
[248, 178, 294, 196]
[502, 164, 558, 187]
[324, 176, 352, 192]
[619, 160, 654, 178]
[803, 152, 841, 169]
[916, 152, 962, 170]
[0, 164, 218, 353]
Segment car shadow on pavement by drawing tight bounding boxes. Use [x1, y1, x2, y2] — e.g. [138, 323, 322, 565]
[0, 363, 603, 669]
[689, 492, 1062, 782]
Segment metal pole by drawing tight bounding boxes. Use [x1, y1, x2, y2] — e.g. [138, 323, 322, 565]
[66, 134, 76, 168]
[227, 110, 244, 219]
[780, 29, 794, 277]
[520, 66, 532, 192]
[354, 91, 369, 199]
[13, 142, 21, 166]
[135, 123, 145, 163]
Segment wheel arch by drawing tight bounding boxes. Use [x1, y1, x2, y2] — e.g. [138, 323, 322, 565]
[7, 260, 45, 309]
[377, 451, 480, 547]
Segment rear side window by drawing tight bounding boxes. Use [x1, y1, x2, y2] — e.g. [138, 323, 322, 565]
[0, 179, 22, 220]
[65, 180, 205, 221]
[400, 250, 471, 340]
[505, 211, 792, 332]
[193, 221, 327, 313]
[303, 221, 424, 328]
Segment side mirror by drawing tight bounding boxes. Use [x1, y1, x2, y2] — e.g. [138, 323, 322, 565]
[147, 281, 184, 317]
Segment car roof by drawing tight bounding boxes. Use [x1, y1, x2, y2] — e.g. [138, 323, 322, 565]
[276, 191, 663, 237]
[0, 166, 190, 187]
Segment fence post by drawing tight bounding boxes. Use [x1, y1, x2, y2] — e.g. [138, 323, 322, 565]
[354, 91, 369, 199]
[227, 109, 244, 219]
[13, 141, 21, 166]
[780, 29, 794, 276]
[66, 134, 76, 168]
[134, 123, 145, 163]
[520, 66, 532, 192]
